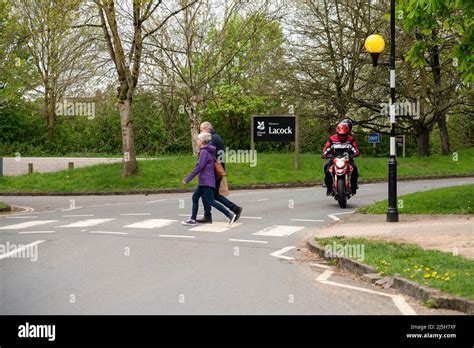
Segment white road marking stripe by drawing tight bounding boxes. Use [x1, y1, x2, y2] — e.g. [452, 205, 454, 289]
[0, 240, 45, 260]
[316, 269, 334, 281]
[229, 239, 268, 244]
[58, 219, 114, 228]
[146, 199, 168, 204]
[62, 214, 94, 218]
[179, 214, 261, 220]
[320, 280, 394, 297]
[270, 246, 296, 260]
[391, 296, 417, 315]
[257, 198, 269, 201]
[19, 231, 55, 234]
[159, 234, 195, 239]
[328, 211, 355, 221]
[89, 231, 128, 235]
[6, 216, 38, 219]
[124, 219, 177, 229]
[188, 222, 242, 233]
[317, 279, 417, 315]
[253, 225, 305, 237]
[309, 262, 331, 269]
[290, 219, 324, 222]
[0, 220, 58, 230]
[120, 213, 151, 216]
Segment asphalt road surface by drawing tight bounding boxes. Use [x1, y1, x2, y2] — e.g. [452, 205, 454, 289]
[0, 177, 472, 315]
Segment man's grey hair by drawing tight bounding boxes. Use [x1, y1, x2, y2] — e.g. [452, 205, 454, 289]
[200, 121, 213, 131]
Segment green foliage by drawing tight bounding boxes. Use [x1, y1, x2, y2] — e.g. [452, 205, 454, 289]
[398, 0, 474, 83]
[359, 184, 474, 214]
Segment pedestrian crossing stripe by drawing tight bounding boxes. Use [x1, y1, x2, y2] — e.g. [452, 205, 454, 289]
[188, 222, 242, 233]
[57, 219, 115, 228]
[123, 219, 178, 229]
[0, 220, 58, 230]
[253, 225, 305, 237]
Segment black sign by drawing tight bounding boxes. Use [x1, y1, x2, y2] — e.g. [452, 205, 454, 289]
[395, 135, 404, 147]
[253, 115, 296, 142]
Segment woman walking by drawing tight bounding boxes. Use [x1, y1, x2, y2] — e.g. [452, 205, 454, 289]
[182, 133, 236, 226]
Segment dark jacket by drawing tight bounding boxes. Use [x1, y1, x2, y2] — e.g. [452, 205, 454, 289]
[211, 129, 224, 164]
[184, 143, 216, 187]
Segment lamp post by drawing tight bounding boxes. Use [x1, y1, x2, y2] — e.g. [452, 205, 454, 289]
[364, 0, 399, 222]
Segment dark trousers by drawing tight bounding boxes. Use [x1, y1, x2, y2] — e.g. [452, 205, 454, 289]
[192, 185, 231, 220]
[324, 159, 358, 189]
[202, 163, 237, 219]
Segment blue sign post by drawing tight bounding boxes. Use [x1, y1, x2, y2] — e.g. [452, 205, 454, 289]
[368, 133, 380, 143]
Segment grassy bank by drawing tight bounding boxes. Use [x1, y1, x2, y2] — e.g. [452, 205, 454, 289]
[0, 148, 473, 193]
[358, 184, 474, 214]
[0, 202, 8, 209]
[316, 236, 474, 300]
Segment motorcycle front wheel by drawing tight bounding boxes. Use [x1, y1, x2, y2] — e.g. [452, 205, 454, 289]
[337, 177, 347, 208]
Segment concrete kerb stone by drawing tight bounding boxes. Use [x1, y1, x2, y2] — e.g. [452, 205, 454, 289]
[0, 204, 11, 212]
[307, 237, 474, 314]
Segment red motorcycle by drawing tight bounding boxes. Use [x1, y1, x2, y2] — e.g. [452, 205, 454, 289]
[327, 152, 354, 208]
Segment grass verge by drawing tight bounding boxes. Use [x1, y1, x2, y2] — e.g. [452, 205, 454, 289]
[0, 148, 473, 193]
[0, 202, 8, 209]
[358, 184, 474, 214]
[316, 236, 474, 300]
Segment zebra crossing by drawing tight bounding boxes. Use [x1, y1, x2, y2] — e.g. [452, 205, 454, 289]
[0, 215, 317, 238]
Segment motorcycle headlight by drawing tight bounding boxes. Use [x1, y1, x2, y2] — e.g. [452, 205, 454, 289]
[335, 159, 345, 168]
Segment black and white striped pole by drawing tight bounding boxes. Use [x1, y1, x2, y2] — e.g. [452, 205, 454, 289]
[365, 0, 399, 222]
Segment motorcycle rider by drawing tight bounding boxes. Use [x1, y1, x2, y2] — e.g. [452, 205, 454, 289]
[321, 122, 360, 196]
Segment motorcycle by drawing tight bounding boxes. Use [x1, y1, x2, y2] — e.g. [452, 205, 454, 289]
[327, 152, 354, 208]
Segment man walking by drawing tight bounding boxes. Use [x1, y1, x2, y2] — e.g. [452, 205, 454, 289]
[198, 122, 243, 223]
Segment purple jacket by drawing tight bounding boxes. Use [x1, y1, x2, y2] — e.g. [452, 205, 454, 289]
[184, 144, 216, 187]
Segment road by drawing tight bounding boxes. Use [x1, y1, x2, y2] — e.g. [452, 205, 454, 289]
[0, 177, 472, 315]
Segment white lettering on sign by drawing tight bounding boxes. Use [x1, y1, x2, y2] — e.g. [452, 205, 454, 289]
[269, 126, 293, 134]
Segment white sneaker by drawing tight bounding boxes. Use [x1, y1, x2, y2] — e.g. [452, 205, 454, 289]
[228, 213, 236, 226]
[181, 218, 197, 226]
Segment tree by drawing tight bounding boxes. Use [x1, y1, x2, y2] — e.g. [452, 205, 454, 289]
[399, 0, 474, 84]
[144, 0, 282, 154]
[13, 0, 97, 137]
[396, 0, 470, 154]
[93, 0, 196, 175]
[285, 0, 391, 136]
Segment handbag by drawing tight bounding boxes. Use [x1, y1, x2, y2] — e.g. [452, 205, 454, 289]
[219, 176, 230, 196]
[214, 160, 226, 178]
